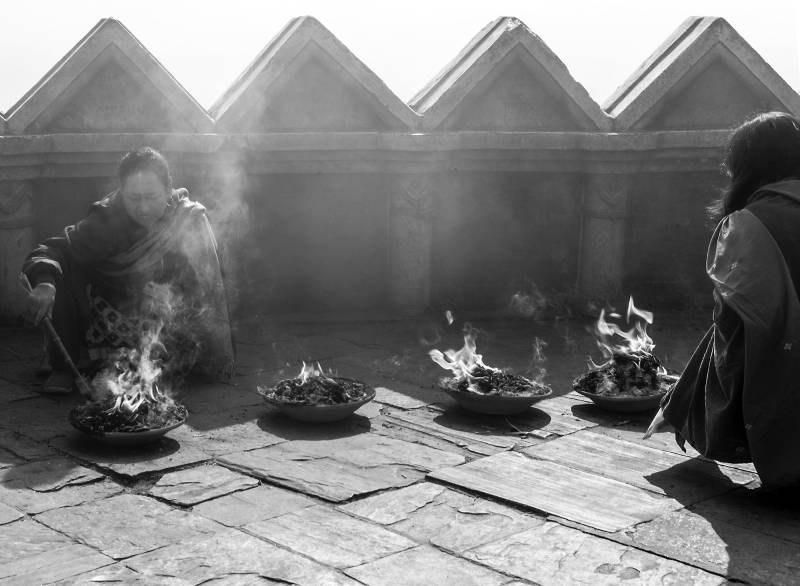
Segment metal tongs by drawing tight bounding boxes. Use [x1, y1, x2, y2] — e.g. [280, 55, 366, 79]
[18, 273, 92, 396]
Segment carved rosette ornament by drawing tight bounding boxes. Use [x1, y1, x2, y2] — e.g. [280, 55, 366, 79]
[389, 175, 436, 313]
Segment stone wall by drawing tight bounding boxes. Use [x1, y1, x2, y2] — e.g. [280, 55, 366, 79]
[1, 16, 799, 321]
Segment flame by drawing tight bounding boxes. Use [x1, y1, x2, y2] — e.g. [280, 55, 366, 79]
[590, 296, 665, 374]
[429, 330, 500, 392]
[296, 361, 335, 385]
[91, 322, 170, 416]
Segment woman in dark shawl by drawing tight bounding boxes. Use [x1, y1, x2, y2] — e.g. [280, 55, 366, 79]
[647, 111, 800, 489]
[24, 147, 235, 393]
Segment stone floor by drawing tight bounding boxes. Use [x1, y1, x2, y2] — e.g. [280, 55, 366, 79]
[0, 310, 798, 585]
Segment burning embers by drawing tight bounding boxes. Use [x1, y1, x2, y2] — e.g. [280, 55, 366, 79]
[258, 362, 376, 423]
[69, 324, 187, 436]
[430, 329, 550, 398]
[260, 362, 372, 406]
[574, 297, 675, 399]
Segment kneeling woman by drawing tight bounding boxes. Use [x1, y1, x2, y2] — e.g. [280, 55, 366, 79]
[649, 111, 800, 489]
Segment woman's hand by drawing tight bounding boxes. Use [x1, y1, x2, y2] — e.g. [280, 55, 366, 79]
[28, 283, 56, 325]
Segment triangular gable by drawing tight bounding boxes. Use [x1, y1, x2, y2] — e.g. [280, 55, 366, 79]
[605, 17, 800, 130]
[409, 17, 612, 131]
[5, 18, 213, 134]
[212, 16, 419, 132]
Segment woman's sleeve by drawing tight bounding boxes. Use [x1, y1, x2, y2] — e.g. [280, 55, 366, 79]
[22, 208, 121, 285]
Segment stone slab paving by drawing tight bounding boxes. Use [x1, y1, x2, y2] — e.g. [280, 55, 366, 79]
[149, 464, 260, 506]
[245, 505, 416, 568]
[1, 398, 75, 441]
[220, 434, 464, 502]
[124, 528, 361, 585]
[192, 484, 315, 527]
[0, 502, 23, 525]
[34, 493, 223, 559]
[0, 543, 113, 585]
[339, 482, 545, 553]
[0, 518, 112, 584]
[430, 451, 682, 532]
[373, 385, 430, 409]
[524, 430, 758, 502]
[621, 508, 800, 585]
[0, 319, 797, 584]
[51, 434, 210, 477]
[0, 428, 59, 462]
[464, 521, 725, 585]
[52, 563, 190, 586]
[344, 544, 511, 586]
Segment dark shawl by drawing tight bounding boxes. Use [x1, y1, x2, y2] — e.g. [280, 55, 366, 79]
[661, 180, 800, 488]
[24, 189, 235, 379]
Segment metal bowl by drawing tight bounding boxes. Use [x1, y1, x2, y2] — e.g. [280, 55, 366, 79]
[439, 380, 552, 415]
[572, 373, 676, 413]
[68, 404, 188, 447]
[573, 388, 665, 412]
[262, 386, 376, 423]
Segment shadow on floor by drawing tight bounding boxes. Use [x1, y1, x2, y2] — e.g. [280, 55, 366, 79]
[645, 460, 800, 584]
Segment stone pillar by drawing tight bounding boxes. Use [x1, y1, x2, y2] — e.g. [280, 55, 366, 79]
[389, 175, 435, 314]
[578, 173, 629, 303]
[0, 181, 35, 322]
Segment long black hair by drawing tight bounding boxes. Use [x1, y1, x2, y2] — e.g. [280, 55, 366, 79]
[708, 111, 800, 222]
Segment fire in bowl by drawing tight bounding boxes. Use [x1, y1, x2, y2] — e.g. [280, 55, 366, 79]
[575, 297, 678, 412]
[430, 331, 552, 415]
[259, 363, 375, 423]
[70, 344, 188, 446]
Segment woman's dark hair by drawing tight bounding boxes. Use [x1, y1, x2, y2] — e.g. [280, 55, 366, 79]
[708, 111, 800, 222]
[118, 147, 172, 190]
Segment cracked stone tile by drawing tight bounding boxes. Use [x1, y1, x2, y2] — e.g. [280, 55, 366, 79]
[149, 464, 259, 506]
[245, 505, 416, 568]
[345, 544, 509, 586]
[340, 482, 545, 553]
[192, 484, 315, 527]
[429, 451, 681, 532]
[0, 502, 23, 525]
[50, 434, 209, 477]
[524, 430, 757, 503]
[622, 508, 800, 584]
[34, 493, 222, 559]
[0, 459, 119, 516]
[220, 434, 463, 502]
[52, 563, 191, 585]
[125, 528, 360, 585]
[464, 521, 724, 585]
[0, 518, 73, 565]
[373, 386, 428, 409]
[0, 457, 103, 491]
[0, 477, 121, 515]
[0, 543, 114, 585]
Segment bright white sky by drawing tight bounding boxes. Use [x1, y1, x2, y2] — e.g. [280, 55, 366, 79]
[1, 0, 799, 113]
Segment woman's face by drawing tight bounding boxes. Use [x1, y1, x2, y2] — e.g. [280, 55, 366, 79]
[121, 170, 170, 229]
